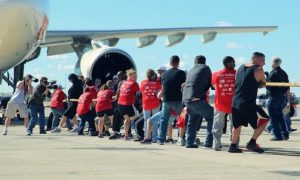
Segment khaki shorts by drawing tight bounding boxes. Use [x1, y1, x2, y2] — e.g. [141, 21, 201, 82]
[5, 101, 29, 119]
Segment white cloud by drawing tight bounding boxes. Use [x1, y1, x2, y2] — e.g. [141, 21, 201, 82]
[32, 68, 41, 73]
[57, 64, 74, 71]
[216, 21, 233, 27]
[235, 57, 248, 66]
[48, 54, 69, 60]
[226, 42, 242, 49]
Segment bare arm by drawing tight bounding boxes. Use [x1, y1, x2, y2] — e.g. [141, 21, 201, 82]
[157, 86, 164, 100]
[254, 67, 266, 88]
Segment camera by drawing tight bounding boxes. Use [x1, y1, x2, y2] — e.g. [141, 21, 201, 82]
[46, 80, 57, 89]
[27, 75, 38, 83]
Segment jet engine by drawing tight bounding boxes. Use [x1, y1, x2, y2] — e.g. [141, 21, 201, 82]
[80, 48, 136, 82]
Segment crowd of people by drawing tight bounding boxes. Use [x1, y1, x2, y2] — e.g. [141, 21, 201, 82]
[1, 52, 297, 153]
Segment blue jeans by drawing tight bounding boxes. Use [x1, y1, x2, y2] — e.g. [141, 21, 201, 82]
[284, 114, 292, 130]
[157, 101, 182, 142]
[51, 108, 72, 130]
[268, 95, 288, 139]
[79, 111, 96, 134]
[28, 103, 45, 132]
[143, 106, 160, 137]
[185, 100, 214, 146]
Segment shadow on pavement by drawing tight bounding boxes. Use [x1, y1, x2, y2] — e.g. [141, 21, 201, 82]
[71, 147, 163, 151]
[270, 170, 300, 177]
[264, 147, 300, 157]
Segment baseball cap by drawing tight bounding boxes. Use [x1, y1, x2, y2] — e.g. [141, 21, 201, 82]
[157, 66, 166, 71]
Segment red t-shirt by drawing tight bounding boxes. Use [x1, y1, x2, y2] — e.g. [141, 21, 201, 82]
[50, 89, 66, 109]
[76, 92, 94, 116]
[96, 90, 115, 112]
[140, 79, 161, 110]
[212, 68, 236, 113]
[88, 86, 98, 99]
[118, 80, 140, 106]
[170, 109, 177, 116]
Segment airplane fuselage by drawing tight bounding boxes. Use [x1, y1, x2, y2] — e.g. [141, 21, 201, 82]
[0, 0, 48, 71]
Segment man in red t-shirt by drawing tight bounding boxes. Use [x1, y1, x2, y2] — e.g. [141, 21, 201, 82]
[211, 56, 236, 151]
[117, 69, 140, 140]
[140, 69, 162, 139]
[77, 88, 97, 136]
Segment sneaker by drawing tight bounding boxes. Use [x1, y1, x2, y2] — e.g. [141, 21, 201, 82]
[26, 130, 32, 136]
[109, 132, 120, 140]
[157, 141, 164, 145]
[89, 131, 97, 136]
[104, 131, 111, 136]
[140, 139, 152, 144]
[246, 142, 264, 153]
[288, 128, 297, 132]
[51, 127, 61, 133]
[2, 130, 7, 135]
[40, 131, 47, 134]
[228, 145, 242, 153]
[78, 132, 84, 135]
[70, 127, 80, 133]
[204, 144, 212, 148]
[177, 138, 186, 146]
[98, 133, 104, 138]
[270, 137, 283, 141]
[195, 138, 201, 146]
[134, 137, 143, 142]
[264, 128, 271, 133]
[213, 139, 221, 151]
[186, 144, 199, 148]
[165, 138, 174, 144]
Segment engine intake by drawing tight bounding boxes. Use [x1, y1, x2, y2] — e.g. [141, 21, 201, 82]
[80, 48, 136, 82]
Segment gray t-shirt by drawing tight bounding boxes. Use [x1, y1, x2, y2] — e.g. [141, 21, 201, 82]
[10, 81, 28, 105]
[182, 64, 212, 103]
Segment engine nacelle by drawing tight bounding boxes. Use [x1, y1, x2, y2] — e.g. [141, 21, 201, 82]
[80, 48, 136, 82]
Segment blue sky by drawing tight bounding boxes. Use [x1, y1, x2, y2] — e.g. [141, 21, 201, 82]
[1, 0, 300, 94]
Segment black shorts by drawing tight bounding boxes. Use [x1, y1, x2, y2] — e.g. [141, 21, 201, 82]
[97, 109, 114, 117]
[118, 104, 136, 117]
[232, 106, 269, 129]
[64, 102, 78, 119]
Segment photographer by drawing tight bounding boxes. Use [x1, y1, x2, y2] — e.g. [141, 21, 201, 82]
[2, 74, 34, 135]
[27, 77, 51, 135]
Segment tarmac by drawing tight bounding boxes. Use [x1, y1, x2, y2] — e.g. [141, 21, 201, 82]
[0, 116, 299, 180]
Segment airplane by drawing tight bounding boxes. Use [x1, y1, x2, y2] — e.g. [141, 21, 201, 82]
[0, 0, 278, 89]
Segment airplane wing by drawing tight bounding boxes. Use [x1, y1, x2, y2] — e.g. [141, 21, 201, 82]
[40, 26, 278, 56]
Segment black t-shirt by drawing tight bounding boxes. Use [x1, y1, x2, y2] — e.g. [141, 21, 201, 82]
[161, 68, 186, 102]
[267, 67, 289, 96]
[68, 80, 83, 99]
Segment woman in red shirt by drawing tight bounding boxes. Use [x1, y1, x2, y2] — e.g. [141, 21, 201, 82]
[117, 69, 140, 140]
[140, 69, 161, 139]
[50, 85, 71, 130]
[76, 88, 97, 136]
[96, 84, 115, 138]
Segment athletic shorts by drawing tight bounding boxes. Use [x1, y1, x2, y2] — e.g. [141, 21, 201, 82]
[232, 105, 269, 129]
[118, 104, 135, 117]
[5, 101, 28, 119]
[97, 109, 114, 117]
[64, 102, 78, 119]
